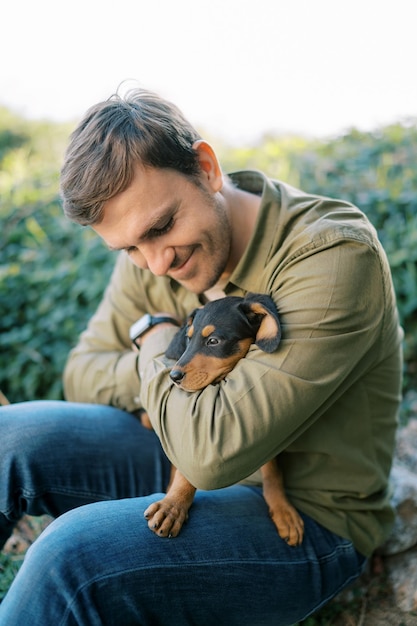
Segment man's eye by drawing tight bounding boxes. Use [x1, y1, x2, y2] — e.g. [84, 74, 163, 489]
[149, 217, 174, 238]
[206, 337, 220, 346]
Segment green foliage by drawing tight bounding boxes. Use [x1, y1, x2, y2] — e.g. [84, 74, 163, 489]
[0, 114, 114, 403]
[0, 553, 24, 601]
[1, 109, 416, 404]
[0, 107, 30, 159]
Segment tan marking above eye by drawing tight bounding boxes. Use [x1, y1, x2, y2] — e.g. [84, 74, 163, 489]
[187, 324, 194, 338]
[202, 324, 216, 338]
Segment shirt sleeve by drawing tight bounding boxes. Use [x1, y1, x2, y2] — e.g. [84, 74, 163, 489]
[139, 240, 391, 490]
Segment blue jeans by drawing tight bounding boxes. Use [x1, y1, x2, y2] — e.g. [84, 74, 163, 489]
[0, 401, 366, 625]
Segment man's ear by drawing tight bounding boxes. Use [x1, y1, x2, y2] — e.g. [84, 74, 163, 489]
[192, 140, 223, 192]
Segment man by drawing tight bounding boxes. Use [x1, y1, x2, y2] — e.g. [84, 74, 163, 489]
[0, 88, 403, 625]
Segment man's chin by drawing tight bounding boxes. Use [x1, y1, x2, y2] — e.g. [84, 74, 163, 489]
[169, 270, 213, 293]
[171, 261, 226, 294]
[175, 278, 209, 294]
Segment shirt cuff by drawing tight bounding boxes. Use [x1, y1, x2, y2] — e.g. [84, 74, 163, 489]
[138, 326, 180, 379]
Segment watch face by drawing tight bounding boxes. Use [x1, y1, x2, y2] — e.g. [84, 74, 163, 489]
[129, 314, 152, 342]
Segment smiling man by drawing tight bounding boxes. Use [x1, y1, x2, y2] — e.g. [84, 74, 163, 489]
[0, 88, 403, 625]
[94, 155, 237, 292]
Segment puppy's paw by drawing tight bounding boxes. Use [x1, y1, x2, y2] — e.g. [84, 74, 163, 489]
[144, 497, 190, 538]
[269, 503, 304, 547]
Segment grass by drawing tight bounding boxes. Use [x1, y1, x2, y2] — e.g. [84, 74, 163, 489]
[0, 552, 24, 601]
[0, 514, 51, 602]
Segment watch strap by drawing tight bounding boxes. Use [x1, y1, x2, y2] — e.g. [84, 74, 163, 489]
[130, 314, 180, 345]
[148, 315, 180, 328]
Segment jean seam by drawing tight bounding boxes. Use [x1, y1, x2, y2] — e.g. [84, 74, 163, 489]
[3, 488, 117, 518]
[298, 564, 365, 621]
[60, 552, 364, 625]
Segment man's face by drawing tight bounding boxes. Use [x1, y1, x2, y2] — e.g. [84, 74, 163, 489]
[92, 165, 232, 294]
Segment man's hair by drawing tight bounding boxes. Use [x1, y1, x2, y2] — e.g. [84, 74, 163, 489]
[60, 88, 202, 225]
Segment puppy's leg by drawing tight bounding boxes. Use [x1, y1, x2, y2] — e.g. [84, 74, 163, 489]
[144, 470, 196, 538]
[138, 411, 195, 537]
[261, 458, 304, 546]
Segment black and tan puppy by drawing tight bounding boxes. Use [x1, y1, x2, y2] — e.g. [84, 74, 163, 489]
[144, 293, 304, 546]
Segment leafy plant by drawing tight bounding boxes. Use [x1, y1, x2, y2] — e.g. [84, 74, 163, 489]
[1, 110, 416, 401]
[0, 553, 24, 601]
[0, 116, 114, 403]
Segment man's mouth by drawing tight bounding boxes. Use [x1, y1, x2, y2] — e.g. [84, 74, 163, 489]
[170, 249, 195, 278]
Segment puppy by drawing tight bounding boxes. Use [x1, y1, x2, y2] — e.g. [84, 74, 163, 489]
[143, 293, 304, 546]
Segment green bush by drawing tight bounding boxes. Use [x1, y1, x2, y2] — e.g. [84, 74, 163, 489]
[0, 115, 115, 403]
[1, 193, 114, 402]
[0, 553, 24, 601]
[1, 110, 416, 403]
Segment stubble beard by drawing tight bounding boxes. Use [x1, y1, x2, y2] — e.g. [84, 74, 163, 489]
[181, 192, 232, 295]
[200, 195, 232, 292]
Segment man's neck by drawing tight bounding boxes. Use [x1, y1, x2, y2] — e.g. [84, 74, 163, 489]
[204, 180, 262, 302]
[203, 276, 228, 301]
[223, 181, 262, 276]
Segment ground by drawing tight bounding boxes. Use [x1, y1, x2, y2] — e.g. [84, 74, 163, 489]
[307, 564, 417, 625]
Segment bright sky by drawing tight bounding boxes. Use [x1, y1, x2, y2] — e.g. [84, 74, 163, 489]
[1, 0, 416, 143]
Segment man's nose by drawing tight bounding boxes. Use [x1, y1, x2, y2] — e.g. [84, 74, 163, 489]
[139, 244, 176, 276]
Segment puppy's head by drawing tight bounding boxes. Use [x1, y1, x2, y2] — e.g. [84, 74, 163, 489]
[166, 293, 281, 392]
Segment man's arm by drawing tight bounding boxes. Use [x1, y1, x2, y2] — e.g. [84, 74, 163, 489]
[139, 240, 402, 489]
[63, 252, 196, 412]
[63, 253, 145, 411]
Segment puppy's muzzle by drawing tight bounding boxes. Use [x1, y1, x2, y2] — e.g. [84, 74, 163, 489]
[170, 369, 185, 385]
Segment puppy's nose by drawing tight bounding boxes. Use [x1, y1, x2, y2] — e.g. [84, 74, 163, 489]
[170, 369, 185, 383]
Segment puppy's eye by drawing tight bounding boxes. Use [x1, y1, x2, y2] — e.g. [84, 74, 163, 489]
[206, 337, 219, 346]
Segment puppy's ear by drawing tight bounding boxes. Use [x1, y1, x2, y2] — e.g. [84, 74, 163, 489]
[240, 293, 281, 353]
[165, 310, 197, 360]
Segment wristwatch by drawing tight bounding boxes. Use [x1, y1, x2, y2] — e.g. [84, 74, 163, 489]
[129, 314, 180, 347]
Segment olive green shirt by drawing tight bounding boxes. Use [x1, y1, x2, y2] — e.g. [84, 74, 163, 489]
[64, 171, 403, 557]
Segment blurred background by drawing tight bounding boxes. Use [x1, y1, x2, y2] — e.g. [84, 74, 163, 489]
[1, 0, 416, 405]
